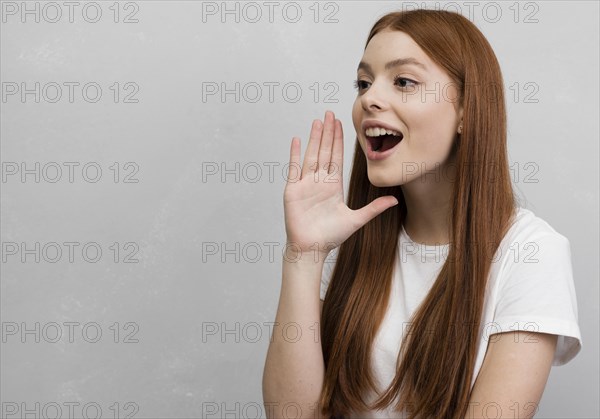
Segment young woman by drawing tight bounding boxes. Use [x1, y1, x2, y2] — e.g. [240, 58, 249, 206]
[263, 9, 582, 419]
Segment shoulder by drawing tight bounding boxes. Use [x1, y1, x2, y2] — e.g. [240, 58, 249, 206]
[495, 206, 572, 275]
[494, 206, 574, 295]
[489, 207, 582, 366]
[504, 206, 569, 244]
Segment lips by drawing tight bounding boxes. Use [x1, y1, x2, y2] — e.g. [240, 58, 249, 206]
[361, 120, 404, 161]
[368, 133, 403, 152]
[361, 120, 404, 136]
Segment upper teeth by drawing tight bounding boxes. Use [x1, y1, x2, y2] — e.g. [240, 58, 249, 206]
[365, 127, 401, 137]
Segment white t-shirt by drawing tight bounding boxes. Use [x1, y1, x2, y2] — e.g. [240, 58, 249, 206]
[319, 207, 582, 418]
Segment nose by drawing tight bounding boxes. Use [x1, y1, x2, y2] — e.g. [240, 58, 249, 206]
[360, 81, 389, 112]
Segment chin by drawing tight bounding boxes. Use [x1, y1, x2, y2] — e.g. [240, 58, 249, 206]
[366, 170, 402, 188]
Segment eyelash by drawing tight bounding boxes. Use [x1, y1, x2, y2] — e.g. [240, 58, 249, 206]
[353, 75, 418, 92]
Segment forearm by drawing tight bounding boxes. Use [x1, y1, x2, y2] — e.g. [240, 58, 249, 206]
[262, 254, 327, 418]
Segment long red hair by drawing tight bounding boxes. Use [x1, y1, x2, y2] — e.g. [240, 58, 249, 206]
[319, 9, 517, 418]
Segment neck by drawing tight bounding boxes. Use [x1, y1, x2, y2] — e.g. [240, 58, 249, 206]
[400, 159, 455, 246]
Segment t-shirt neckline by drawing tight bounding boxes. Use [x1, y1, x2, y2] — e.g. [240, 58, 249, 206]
[400, 223, 451, 251]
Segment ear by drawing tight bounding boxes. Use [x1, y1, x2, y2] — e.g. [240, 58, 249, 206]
[456, 106, 464, 135]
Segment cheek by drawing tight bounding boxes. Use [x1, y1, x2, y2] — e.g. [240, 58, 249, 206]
[351, 99, 361, 129]
[408, 102, 456, 152]
[352, 100, 363, 143]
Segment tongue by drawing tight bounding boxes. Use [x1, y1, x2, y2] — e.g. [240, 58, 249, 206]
[378, 135, 401, 152]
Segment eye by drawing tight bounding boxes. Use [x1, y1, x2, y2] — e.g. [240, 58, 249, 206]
[393, 75, 418, 89]
[353, 79, 369, 91]
[353, 76, 419, 93]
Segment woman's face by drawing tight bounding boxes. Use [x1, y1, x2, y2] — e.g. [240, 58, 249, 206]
[352, 29, 463, 188]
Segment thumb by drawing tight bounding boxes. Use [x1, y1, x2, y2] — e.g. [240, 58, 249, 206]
[352, 196, 399, 227]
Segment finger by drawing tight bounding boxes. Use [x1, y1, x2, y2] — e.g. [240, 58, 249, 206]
[287, 137, 301, 183]
[318, 110, 335, 174]
[352, 196, 399, 227]
[330, 118, 344, 182]
[301, 119, 323, 180]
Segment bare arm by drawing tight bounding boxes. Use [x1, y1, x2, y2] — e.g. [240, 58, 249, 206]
[465, 331, 557, 419]
[262, 256, 327, 418]
[262, 110, 398, 418]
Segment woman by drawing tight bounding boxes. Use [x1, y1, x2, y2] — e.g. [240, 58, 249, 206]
[262, 9, 582, 419]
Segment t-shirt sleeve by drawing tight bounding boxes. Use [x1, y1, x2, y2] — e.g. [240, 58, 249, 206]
[320, 247, 339, 301]
[491, 232, 582, 366]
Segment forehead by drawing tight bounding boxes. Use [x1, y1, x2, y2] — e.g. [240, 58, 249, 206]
[365, 30, 423, 55]
[360, 29, 435, 73]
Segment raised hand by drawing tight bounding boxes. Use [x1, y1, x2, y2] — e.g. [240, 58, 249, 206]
[283, 110, 399, 261]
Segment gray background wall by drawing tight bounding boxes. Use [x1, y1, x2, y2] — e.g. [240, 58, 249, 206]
[1, 1, 598, 418]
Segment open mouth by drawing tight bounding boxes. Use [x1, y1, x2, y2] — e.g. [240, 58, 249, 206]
[367, 132, 403, 152]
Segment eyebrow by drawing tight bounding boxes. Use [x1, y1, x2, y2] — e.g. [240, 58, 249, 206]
[357, 57, 427, 73]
